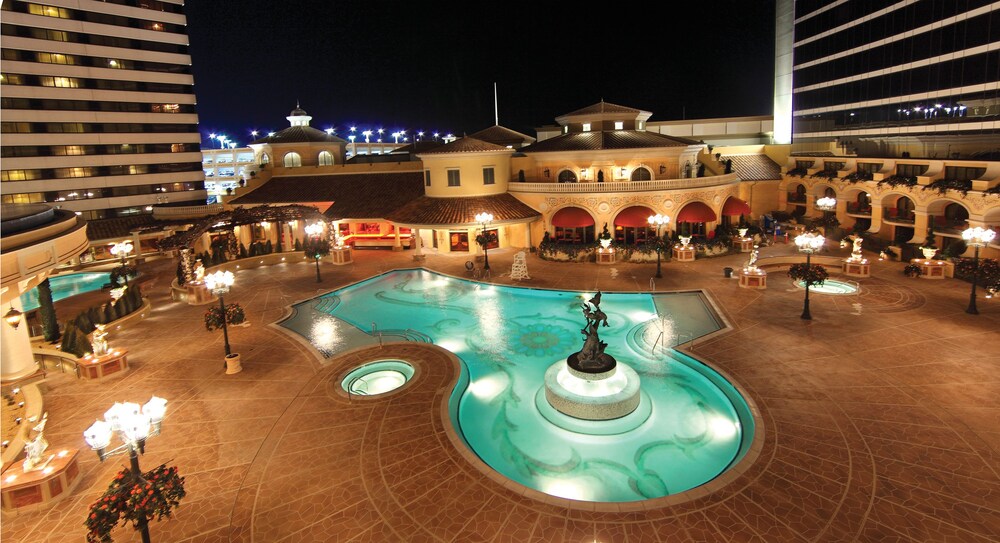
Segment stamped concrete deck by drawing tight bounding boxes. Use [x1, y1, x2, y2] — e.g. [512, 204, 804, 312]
[2, 244, 998, 542]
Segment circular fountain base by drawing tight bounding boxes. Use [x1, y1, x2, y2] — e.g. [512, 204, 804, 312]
[543, 360, 641, 421]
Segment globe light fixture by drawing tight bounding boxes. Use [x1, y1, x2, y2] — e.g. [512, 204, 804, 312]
[205, 270, 236, 356]
[304, 223, 325, 283]
[815, 197, 836, 211]
[647, 214, 670, 278]
[4, 305, 24, 330]
[475, 212, 494, 271]
[794, 232, 826, 320]
[961, 226, 997, 314]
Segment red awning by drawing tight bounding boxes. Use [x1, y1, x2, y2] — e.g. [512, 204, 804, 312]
[551, 207, 595, 228]
[614, 206, 656, 227]
[721, 197, 751, 216]
[676, 201, 718, 223]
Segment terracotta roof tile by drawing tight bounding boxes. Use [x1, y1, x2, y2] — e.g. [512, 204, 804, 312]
[722, 154, 782, 181]
[229, 172, 425, 220]
[250, 126, 346, 144]
[85, 215, 157, 241]
[521, 130, 695, 153]
[562, 101, 642, 116]
[468, 125, 535, 146]
[418, 136, 513, 155]
[387, 193, 540, 227]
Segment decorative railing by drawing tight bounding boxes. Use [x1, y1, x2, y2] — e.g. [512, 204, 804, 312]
[507, 174, 738, 193]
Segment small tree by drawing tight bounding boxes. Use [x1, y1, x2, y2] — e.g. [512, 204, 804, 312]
[85, 464, 186, 543]
[37, 279, 60, 342]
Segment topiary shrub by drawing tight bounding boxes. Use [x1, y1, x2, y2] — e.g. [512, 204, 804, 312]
[788, 263, 829, 287]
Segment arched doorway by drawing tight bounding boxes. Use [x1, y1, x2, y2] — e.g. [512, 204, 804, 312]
[630, 168, 652, 181]
[721, 196, 751, 228]
[558, 170, 578, 183]
[551, 207, 594, 243]
[676, 201, 717, 237]
[613, 206, 656, 244]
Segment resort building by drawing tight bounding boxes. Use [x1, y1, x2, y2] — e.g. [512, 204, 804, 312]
[774, 0, 1000, 156]
[0, 0, 207, 220]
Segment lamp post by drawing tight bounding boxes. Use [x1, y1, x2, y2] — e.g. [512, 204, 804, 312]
[205, 270, 235, 356]
[815, 196, 836, 235]
[475, 212, 494, 271]
[962, 226, 997, 315]
[794, 232, 825, 320]
[304, 223, 324, 283]
[110, 240, 134, 286]
[647, 214, 670, 278]
[84, 396, 168, 543]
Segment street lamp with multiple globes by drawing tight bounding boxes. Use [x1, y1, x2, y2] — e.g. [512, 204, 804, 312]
[475, 212, 494, 271]
[794, 231, 826, 320]
[304, 222, 325, 283]
[647, 214, 670, 278]
[83, 396, 168, 543]
[962, 226, 997, 314]
[111, 240, 134, 286]
[204, 270, 235, 357]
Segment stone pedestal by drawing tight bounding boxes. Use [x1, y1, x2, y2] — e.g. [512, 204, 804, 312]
[912, 258, 950, 279]
[77, 349, 128, 380]
[843, 259, 871, 278]
[1, 448, 81, 512]
[330, 246, 353, 266]
[596, 249, 616, 265]
[672, 246, 695, 262]
[740, 239, 754, 253]
[738, 268, 767, 289]
[185, 282, 213, 305]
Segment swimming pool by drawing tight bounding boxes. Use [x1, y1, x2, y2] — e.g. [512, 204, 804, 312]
[281, 269, 754, 503]
[19, 272, 112, 312]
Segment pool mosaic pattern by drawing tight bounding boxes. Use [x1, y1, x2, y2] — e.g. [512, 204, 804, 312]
[2, 246, 999, 542]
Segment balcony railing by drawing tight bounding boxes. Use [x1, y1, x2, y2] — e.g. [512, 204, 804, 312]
[881, 207, 915, 224]
[507, 173, 738, 193]
[846, 203, 872, 215]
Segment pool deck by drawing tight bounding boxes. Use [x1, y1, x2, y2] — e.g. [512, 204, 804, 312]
[3, 243, 999, 542]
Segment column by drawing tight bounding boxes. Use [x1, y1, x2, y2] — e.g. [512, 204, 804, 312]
[912, 210, 930, 245]
[131, 231, 142, 258]
[868, 206, 883, 234]
[469, 227, 480, 255]
[524, 223, 532, 249]
[413, 228, 423, 259]
[1, 297, 36, 381]
[393, 227, 402, 251]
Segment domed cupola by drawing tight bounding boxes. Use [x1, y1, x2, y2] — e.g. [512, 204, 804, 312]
[287, 103, 312, 127]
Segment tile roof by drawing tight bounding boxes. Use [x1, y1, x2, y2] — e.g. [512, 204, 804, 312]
[386, 193, 541, 227]
[468, 125, 535, 146]
[389, 141, 445, 154]
[520, 130, 696, 153]
[562, 101, 642, 116]
[417, 136, 512, 155]
[722, 154, 783, 181]
[250, 126, 346, 144]
[85, 215, 157, 241]
[229, 172, 425, 220]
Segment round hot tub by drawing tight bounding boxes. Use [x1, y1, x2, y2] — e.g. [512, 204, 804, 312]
[795, 279, 859, 295]
[341, 360, 414, 396]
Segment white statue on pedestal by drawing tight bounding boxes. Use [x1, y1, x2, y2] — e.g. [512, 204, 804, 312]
[194, 259, 205, 282]
[22, 413, 50, 472]
[91, 323, 109, 356]
[850, 236, 864, 261]
[745, 245, 760, 271]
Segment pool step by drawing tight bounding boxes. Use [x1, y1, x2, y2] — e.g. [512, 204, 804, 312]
[379, 329, 433, 343]
[312, 295, 341, 314]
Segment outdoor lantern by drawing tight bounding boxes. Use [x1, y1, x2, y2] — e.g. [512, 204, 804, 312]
[4, 305, 23, 329]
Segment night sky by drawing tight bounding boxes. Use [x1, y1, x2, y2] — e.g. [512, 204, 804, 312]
[186, 1, 776, 145]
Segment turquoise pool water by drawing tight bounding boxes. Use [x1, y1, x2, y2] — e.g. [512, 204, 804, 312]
[19, 272, 112, 312]
[281, 269, 753, 503]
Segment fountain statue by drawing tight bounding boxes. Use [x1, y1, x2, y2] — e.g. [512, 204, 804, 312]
[193, 259, 206, 282]
[744, 245, 760, 271]
[850, 236, 864, 261]
[543, 292, 641, 421]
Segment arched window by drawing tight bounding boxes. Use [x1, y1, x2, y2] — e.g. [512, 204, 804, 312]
[630, 167, 652, 181]
[318, 150, 334, 166]
[613, 206, 656, 244]
[558, 170, 577, 183]
[283, 152, 302, 168]
[943, 203, 969, 226]
[260, 153, 270, 166]
[823, 186, 836, 198]
[551, 207, 595, 243]
[894, 196, 915, 221]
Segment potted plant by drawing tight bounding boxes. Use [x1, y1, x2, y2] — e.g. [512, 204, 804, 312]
[787, 263, 829, 287]
[920, 228, 938, 259]
[903, 263, 922, 278]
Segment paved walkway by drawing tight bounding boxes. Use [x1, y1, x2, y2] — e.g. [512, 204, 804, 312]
[2, 244, 998, 542]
